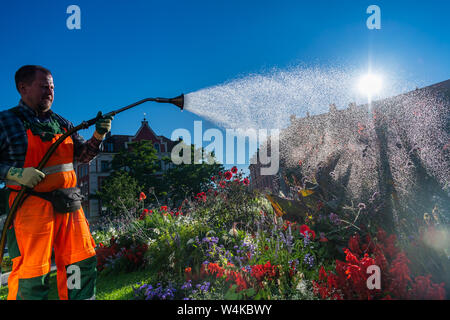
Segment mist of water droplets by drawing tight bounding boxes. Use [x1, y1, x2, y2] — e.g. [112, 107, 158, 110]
[183, 65, 449, 225]
[184, 65, 416, 131]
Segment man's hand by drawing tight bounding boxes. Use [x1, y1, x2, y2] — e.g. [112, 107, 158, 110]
[94, 112, 114, 140]
[6, 167, 46, 188]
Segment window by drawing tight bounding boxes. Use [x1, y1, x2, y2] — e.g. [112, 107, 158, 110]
[78, 165, 88, 178]
[100, 160, 109, 172]
[154, 143, 160, 152]
[98, 177, 105, 191]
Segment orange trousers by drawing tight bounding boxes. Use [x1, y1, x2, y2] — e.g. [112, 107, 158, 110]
[6, 191, 97, 300]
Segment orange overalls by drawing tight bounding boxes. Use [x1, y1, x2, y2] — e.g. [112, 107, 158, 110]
[5, 116, 97, 300]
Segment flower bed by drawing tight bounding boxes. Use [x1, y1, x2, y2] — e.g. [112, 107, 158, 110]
[91, 167, 449, 300]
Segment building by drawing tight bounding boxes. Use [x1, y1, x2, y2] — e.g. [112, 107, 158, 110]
[248, 79, 450, 202]
[75, 117, 178, 220]
[248, 137, 279, 193]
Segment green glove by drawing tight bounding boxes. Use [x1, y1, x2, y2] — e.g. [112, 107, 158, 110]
[6, 167, 45, 188]
[95, 112, 114, 135]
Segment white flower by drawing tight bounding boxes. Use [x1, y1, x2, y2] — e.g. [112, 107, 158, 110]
[229, 227, 238, 237]
[296, 280, 308, 295]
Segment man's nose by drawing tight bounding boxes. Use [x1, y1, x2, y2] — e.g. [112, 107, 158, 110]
[45, 87, 54, 96]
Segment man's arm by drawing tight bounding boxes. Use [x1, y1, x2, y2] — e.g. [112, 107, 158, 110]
[0, 126, 11, 180]
[72, 130, 104, 163]
[53, 113, 112, 164]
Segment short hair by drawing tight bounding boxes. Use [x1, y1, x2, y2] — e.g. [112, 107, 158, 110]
[15, 65, 52, 92]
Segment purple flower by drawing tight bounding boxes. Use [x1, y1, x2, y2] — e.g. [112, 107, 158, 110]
[181, 280, 192, 290]
[303, 253, 315, 269]
[303, 232, 311, 247]
[196, 281, 210, 293]
[329, 213, 340, 225]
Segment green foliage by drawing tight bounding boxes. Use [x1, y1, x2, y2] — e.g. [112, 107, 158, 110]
[110, 140, 165, 198]
[162, 143, 224, 203]
[1, 255, 12, 273]
[188, 171, 264, 232]
[141, 211, 210, 280]
[98, 140, 224, 214]
[96, 170, 141, 216]
[224, 285, 256, 300]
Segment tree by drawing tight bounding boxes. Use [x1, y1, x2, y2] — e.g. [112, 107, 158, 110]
[109, 140, 167, 198]
[97, 140, 224, 212]
[96, 170, 141, 216]
[162, 143, 224, 203]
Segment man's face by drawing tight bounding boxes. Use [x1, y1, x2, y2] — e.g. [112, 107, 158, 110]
[19, 71, 54, 113]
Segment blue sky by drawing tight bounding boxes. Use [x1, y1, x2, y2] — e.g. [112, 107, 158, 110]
[1, 0, 449, 172]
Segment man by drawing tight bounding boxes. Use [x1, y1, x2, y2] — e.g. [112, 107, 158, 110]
[0, 65, 112, 300]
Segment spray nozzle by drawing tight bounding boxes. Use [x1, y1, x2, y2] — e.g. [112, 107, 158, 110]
[154, 94, 184, 110]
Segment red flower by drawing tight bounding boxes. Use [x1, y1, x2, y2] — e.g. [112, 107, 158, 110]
[195, 192, 207, 202]
[249, 261, 279, 286]
[242, 178, 250, 186]
[348, 234, 361, 256]
[312, 228, 447, 300]
[160, 205, 168, 212]
[224, 171, 233, 180]
[138, 209, 152, 220]
[299, 224, 316, 240]
[139, 192, 146, 201]
[219, 181, 227, 188]
[231, 166, 238, 174]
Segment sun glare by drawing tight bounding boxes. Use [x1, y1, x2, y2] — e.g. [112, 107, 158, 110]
[358, 73, 383, 97]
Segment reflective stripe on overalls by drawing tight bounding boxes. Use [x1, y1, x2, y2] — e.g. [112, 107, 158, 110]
[6, 123, 97, 300]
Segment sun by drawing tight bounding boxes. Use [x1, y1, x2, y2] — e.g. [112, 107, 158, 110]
[358, 73, 383, 97]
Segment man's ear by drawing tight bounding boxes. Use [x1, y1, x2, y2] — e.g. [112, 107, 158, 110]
[17, 82, 27, 95]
